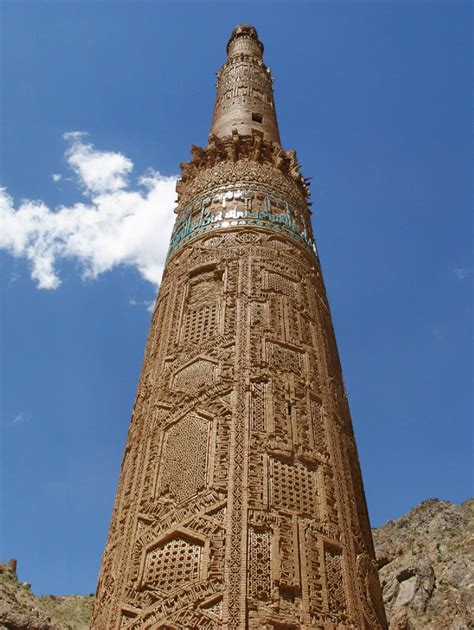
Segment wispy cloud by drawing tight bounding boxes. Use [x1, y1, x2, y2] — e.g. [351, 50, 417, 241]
[129, 298, 155, 313]
[453, 267, 472, 281]
[0, 132, 178, 290]
[12, 412, 31, 425]
[52, 173, 62, 183]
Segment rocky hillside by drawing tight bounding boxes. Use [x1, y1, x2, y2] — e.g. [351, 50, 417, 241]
[0, 563, 93, 630]
[373, 498, 473, 629]
[0, 498, 471, 629]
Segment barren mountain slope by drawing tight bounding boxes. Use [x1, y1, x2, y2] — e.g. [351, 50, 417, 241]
[0, 563, 93, 630]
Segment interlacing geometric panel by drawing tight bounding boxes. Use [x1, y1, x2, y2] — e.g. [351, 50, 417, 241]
[250, 381, 266, 432]
[311, 398, 327, 454]
[157, 413, 210, 503]
[278, 517, 299, 590]
[248, 528, 272, 600]
[324, 545, 347, 613]
[182, 302, 219, 346]
[92, 23, 387, 630]
[267, 341, 303, 373]
[181, 271, 222, 346]
[267, 271, 296, 298]
[173, 358, 217, 391]
[143, 536, 202, 590]
[270, 458, 317, 516]
[305, 530, 324, 613]
[322, 466, 339, 524]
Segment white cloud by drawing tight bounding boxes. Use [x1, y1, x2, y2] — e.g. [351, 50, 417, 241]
[52, 173, 62, 183]
[0, 132, 178, 290]
[12, 412, 30, 424]
[129, 298, 155, 312]
[64, 131, 134, 195]
[453, 267, 472, 281]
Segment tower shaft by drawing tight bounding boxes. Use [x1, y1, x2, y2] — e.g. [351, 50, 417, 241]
[92, 25, 387, 630]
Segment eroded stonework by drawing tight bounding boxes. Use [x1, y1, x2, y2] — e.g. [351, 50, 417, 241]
[92, 24, 388, 630]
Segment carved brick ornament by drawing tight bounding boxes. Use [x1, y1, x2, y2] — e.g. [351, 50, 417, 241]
[92, 24, 388, 629]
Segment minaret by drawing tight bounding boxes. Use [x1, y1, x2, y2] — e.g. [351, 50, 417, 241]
[92, 25, 387, 630]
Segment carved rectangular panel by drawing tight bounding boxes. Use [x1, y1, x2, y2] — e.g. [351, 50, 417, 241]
[173, 359, 217, 391]
[270, 458, 317, 517]
[267, 341, 303, 374]
[157, 413, 210, 504]
[311, 399, 327, 456]
[278, 516, 300, 591]
[324, 545, 347, 614]
[250, 381, 267, 432]
[267, 271, 296, 298]
[248, 528, 272, 601]
[304, 530, 324, 613]
[181, 270, 222, 345]
[144, 537, 202, 590]
[182, 303, 219, 346]
[321, 466, 339, 524]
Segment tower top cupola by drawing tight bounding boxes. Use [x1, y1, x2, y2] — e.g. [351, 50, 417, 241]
[226, 24, 264, 58]
[209, 24, 281, 145]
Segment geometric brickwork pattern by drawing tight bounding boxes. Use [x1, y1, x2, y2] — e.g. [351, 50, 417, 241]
[91, 24, 388, 630]
[173, 358, 217, 392]
[143, 536, 202, 591]
[248, 528, 272, 601]
[270, 457, 317, 516]
[157, 412, 210, 504]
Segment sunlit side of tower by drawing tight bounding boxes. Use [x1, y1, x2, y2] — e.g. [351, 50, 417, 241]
[92, 25, 387, 630]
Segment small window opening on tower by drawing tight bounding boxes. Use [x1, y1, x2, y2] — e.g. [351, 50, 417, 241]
[252, 112, 263, 123]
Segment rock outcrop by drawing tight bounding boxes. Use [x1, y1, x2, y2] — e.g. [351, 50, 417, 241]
[373, 498, 473, 629]
[0, 562, 93, 630]
[0, 498, 472, 629]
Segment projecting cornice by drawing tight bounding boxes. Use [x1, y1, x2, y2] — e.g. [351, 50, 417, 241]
[176, 132, 311, 203]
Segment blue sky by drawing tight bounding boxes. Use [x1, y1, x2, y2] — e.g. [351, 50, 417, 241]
[0, 0, 472, 596]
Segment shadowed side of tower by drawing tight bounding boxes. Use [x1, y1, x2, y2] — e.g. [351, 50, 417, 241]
[92, 25, 387, 630]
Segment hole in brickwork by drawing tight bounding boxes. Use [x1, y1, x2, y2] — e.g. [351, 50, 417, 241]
[209, 506, 226, 522]
[270, 458, 317, 515]
[248, 528, 271, 600]
[280, 587, 295, 603]
[119, 612, 136, 629]
[202, 598, 222, 618]
[158, 413, 210, 503]
[144, 536, 202, 590]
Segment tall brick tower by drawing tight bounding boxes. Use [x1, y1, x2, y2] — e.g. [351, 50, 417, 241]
[92, 25, 387, 630]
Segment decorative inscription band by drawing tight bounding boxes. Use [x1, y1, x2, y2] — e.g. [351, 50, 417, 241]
[167, 187, 318, 259]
